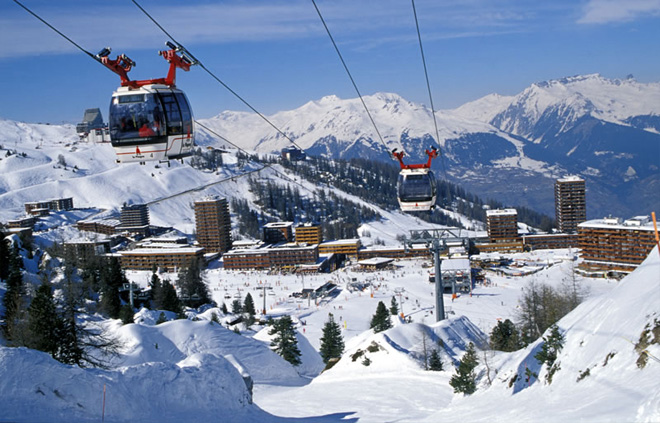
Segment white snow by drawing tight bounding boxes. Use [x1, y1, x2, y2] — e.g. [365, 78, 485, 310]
[1, 80, 659, 421]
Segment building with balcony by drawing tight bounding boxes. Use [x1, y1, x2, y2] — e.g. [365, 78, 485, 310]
[295, 223, 323, 245]
[263, 222, 294, 244]
[578, 216, 657, 274]
[116, 203, 150, 236]
[194, 197, 232, 254]
[318, 239, 361, 259]
[555, 176, 586, 233]
[486, 209, 519, 243]
[118, 243, 204, 272]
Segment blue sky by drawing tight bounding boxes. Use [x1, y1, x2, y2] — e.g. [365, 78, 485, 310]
[1, 0, 659, 124]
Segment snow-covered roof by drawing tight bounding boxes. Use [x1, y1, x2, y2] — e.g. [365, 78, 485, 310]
[441, 258, 471, 271]
[357, 257, 394, 266]
[263, 222, 293, 229]
[319, 238, 360, 246]
[486, 208, 517, 217]
[557, 175, 584, 183]
[578, 215, 654, 231]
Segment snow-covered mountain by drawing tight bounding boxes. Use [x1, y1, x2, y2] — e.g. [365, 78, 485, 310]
[197, 74, 660, 218]
[455, 74, 660, 134]
[2, 73, 658, 220]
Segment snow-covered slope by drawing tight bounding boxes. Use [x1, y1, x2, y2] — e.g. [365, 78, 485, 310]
[426, 247, 660, 422]
[2, 73, 659, 222]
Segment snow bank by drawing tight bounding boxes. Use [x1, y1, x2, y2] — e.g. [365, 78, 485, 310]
[424, 247, 660, 422]
[116, 319, 305, 385]
[0, 347, 265, 423]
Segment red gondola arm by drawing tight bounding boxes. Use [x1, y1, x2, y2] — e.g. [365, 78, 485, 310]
[101, 47, 191, 89]
[392, 147, 438, 170]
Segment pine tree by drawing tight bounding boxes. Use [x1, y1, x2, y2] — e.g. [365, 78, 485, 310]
[55, 269, 120, 369]
[244, 293, 256, 316]
[489, 319, 523, 352]
[119, 304, 135, 325]
[99, 257, 125, 319]
[1, 245, 26, 342]
[154, 279, 181, 314]
[370, 301, 392, 333]
[149, 272, 161, 309]
[56, 273, 85, 366]
[25, 281, 62, 356]
[0, 233, 10, 281]
[449, 342, 479, 394]
[535, 324, 564, 384]
[231, 299, 242, 314]
[221, 303, 228, 314]
[177, 259, 210, 308]
[429, 349, 443, 371]
[269, 315, 301, 366]
[319, 313, 345, 364]
[389, 296, 399, 316]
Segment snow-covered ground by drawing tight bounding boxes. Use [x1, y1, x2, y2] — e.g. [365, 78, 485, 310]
[1, 116, 658, 422]
[2, 247, 658, 422]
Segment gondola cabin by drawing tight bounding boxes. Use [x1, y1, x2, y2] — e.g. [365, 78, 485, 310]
[98, 42, 196, 164]
[109, 85, 193, 163]
[392, 147, 439, 212]
[397, 168, 437, 212]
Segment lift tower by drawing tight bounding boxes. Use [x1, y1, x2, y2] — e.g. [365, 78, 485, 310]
[404, 228, 472, 322]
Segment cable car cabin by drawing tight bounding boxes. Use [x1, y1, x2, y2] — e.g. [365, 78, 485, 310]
[109, 85, 194, 163]
[392, 147, 439, 212]
[397, 168, 437, 212]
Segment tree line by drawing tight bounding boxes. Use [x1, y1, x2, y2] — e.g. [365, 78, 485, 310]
[274, 155, 554, 231]
[231, 176, 379, 241]
[0, 233, 212, 368]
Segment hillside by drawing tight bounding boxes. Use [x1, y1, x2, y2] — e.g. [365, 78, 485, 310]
[4, 73, 658, 220]
[195, 74, 660, 218]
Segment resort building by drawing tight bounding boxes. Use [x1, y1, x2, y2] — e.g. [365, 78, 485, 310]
[555, 176, 586, 233]
[263, 222, 294, 244]
[578, 215, 657, 274]
[194, 197, 232, 254]
[295, 223, 323, 245]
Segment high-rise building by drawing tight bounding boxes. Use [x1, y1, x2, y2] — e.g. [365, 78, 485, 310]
[194, 197, 232, 253]
[117, 203, 150, 236]
[555, 176, 586, 233]
[120, 204, 149, 227]
[486, 209, 519, 243]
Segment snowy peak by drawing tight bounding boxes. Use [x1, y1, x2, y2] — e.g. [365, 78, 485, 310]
[453, 74, 660, 138]
[198, 91, 497, 161]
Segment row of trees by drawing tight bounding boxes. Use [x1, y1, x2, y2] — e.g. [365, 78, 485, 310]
[1, 238, 118, 367]
[1, 232, 215, 368]
[488, 277, 584, 351]
[242, 176, 379, 240]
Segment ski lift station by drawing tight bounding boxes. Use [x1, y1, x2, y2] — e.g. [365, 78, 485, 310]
[429, 257, 472, 292]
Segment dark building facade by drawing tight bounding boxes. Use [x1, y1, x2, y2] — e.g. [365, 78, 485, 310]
[194, 197, 232, 254]
[555, 176, 586, 234]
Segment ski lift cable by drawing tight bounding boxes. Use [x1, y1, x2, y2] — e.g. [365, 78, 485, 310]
[130, 0, 306, 152]
[310, 0, 395, 154]
[411, 0, 447, 178]
[11, 0, 101, 64]
[11, 1, 280, 198]
[194, 119, 252, 158]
